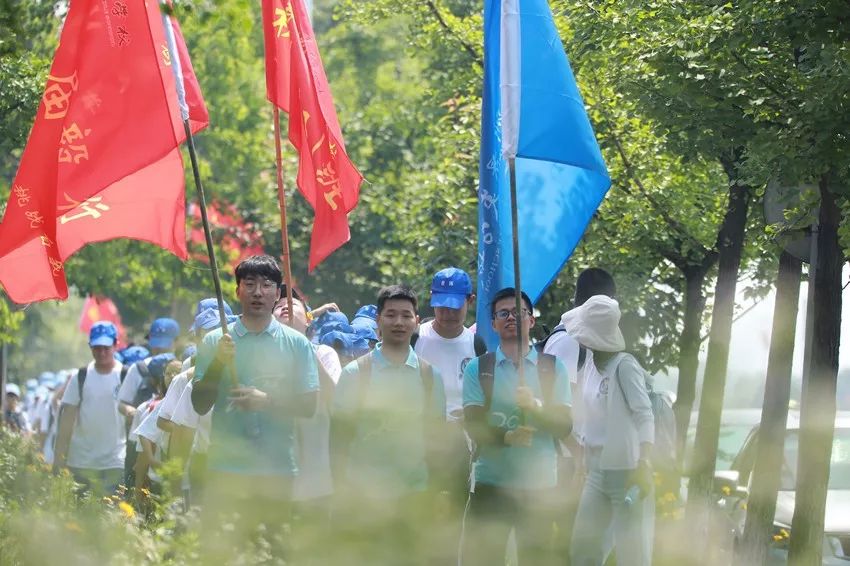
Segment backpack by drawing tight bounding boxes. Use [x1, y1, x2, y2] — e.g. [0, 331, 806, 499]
[475, 351, 567, 455]
[535, 325, 588, 372]
[354, 351, 436, 417]
[609, 353, 678, 475]
[70, 364, 130, 427]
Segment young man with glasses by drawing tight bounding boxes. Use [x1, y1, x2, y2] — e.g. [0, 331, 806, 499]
[191, 255, 319, 561]
[460, 287, 572, 566]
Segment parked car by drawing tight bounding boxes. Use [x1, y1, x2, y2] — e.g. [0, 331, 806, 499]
[712, 412, 850, 564]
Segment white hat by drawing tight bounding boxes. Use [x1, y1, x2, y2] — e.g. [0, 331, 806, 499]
[560, 295, 626, 352]
[5, 383, 21, 398]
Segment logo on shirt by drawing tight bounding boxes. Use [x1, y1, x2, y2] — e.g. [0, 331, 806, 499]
[598, 377, 609, 397]
[459, 357, 473, 380]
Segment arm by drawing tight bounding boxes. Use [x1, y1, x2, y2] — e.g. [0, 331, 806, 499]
[156, 416, 175, 433]
[52, 404, 78, 471]
[192, 332, 230, 415]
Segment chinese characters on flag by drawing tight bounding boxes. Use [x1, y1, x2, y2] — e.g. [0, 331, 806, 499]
[0, 0, 208, 304]
[262, 0, 363, 271]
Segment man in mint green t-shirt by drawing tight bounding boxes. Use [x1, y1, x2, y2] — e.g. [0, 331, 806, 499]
[332, 284, 446, 564]
[461, 287, 572, 566]
[191, 255, 319, 559]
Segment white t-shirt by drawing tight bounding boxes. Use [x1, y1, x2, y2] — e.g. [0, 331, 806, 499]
[580, 355, 609, 448]
[171, 380, 212, 453]
[134, 402, 169, 483]
[414, 320, 477, 422]
[542, 329, 581, 384]
[61, 362, 126, 470]
[158, 369, 193, 423]
[128, 398, 153, 444]
[117, 357, 151, 406]
[293, 344, 342, 501]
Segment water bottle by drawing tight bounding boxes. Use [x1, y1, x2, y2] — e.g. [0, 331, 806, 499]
[624, 484, 641, 506]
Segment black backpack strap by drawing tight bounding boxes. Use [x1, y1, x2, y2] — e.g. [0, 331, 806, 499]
[577, 345, 588, 372]
[473, 334, 488, 357]
[77, 367, 87, 405]
[410, 333, 419, 349]
[120, 364, 129, 384]
[136, 360, 151, 379]
[478, 352, 496, 413]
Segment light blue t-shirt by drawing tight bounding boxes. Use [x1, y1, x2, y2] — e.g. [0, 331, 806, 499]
[462, 347, 571, 490]
[194, 317, 319, 477]
[334, 343, 446, 499]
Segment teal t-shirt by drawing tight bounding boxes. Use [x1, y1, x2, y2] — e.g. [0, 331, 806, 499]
[334, 343, 446, 499]
[194, 318, 319, 477]
[462, 347, 571, 490]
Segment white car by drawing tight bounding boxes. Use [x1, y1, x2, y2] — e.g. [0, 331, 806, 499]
[712, 412, 850, 564]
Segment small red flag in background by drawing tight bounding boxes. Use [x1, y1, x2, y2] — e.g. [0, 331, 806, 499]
[79, 295, 127, 347]
[262, 0, 363, 271]
[0, 0, 208, 304]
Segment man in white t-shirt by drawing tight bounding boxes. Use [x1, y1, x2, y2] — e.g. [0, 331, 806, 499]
[53, 321, 126, 496]
[413, 267, 487, 562]
[117, 317, 182, 420]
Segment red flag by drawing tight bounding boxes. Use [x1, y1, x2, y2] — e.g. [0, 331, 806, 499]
[262, 0, 363, 271]
[79, 295, 127, 346]
[0, 0, 208, 304]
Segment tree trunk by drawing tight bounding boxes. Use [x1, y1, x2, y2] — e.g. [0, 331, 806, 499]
[735, 250, 802, 565]
[685, 162, 752, 537]
[788, 178, 843, 565]
[673, 264, 710, 460]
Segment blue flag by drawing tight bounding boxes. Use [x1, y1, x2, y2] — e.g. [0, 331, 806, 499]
[476, 0, 611, 350]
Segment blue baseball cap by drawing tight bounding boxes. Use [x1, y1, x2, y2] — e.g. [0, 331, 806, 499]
[148, 353, 176, 379]
[430, 267, 472, 309]
[119, 345, 150, 365]
[191, 308, 238, 335]
[89, 321, 118, 347]
[148, 318, 180, 349]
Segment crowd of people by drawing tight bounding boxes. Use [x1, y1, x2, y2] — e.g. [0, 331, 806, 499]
[3, 255, 664, 565]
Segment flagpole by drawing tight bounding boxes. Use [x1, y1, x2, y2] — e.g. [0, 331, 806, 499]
[273, 106, 295, 323]
[508, 157, 525, 387]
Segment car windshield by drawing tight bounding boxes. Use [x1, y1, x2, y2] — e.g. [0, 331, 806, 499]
[716, 426, 755, 470]
[780, 428, 850, 490]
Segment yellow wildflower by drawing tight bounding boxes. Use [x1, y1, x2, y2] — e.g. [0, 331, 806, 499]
[118, 501, 136, 519]
[64, 521, 83, 533]
[721, 485, 731, 496]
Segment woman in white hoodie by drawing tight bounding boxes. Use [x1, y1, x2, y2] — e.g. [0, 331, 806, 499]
[565, 295, 655, 566]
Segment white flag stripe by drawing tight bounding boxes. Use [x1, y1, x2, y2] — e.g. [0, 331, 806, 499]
[499, 0, 521, 160]
[160, 3, 189, 122]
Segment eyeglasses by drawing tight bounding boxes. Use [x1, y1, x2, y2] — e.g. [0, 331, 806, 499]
[241, 279, 278, 293]
[493, 308, 531, 320]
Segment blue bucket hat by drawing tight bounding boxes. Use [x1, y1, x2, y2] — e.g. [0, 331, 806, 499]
[353, 304, 378, 322]
[194, 297, 234, 318]
[353, 323, 378, 342]
[319, 330, 354, 352]
[191, 308, 238, 335]
[89, 321, 118, 347]
[119, 345, 150, 365]
[148, 318, 180, 349]
[430, 267, 472, 310]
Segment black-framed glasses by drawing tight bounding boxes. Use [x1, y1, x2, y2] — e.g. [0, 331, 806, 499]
[493, 308, 531, 320]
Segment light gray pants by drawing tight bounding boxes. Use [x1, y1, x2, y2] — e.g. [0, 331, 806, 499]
[570, 450, 654, 566]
